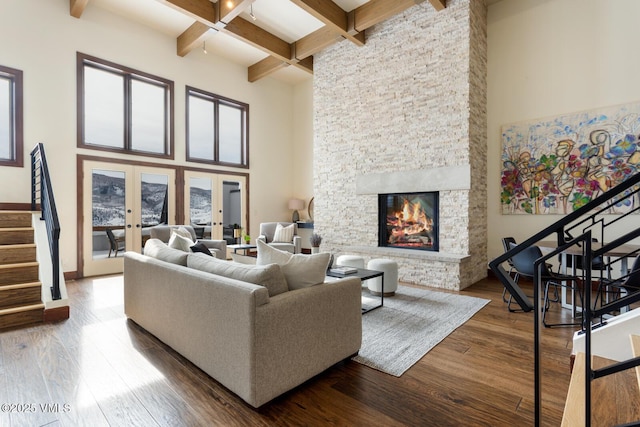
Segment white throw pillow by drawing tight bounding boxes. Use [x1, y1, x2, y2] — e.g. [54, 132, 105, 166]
[272, 223, 294, 243]
[168, 231, 194, 252]
[173, 226, 193, 240]
[256, 239, 330, 290]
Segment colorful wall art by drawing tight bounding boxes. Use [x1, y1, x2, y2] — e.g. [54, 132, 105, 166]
[500, 101, 640, 214]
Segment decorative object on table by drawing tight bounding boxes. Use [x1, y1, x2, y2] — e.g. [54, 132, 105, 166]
[243, 234, 251, 244]
[310, 232, 322, 254]
[355, 285, 489, 376]
[500, 100, 640, 215]
[233, 225, 242, 244]
[288, 198, 305, 222]
[307, 197, 314, 222]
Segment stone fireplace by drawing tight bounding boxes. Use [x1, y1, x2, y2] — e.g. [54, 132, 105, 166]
[312, 0, 487, 291]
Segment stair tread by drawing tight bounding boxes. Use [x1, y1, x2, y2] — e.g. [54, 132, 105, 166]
[0, 243, 36, 249]
[0, 303, 45, 315]
[562, 352, 640, 426]
[0, 281, 42, 290]
[0, 261, 39, 268]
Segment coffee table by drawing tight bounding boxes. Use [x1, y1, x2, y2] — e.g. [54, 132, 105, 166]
[228, 244, 257, 257]
[326, 267, 384, 314]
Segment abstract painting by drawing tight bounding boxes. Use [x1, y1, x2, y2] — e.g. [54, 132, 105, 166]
[500, 101, 640, 214]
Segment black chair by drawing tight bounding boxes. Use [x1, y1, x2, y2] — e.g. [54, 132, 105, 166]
[106, 228, 125, 258]
[501, 237, 521, 311]
[509, 242, 583, 327]
[563, 237, 611, 279]
[595, 255, 640, 313]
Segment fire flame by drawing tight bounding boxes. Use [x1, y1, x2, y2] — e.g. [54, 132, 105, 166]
[387, 198, 433, 246]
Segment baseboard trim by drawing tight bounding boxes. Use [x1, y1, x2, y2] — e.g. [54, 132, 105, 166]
[44, 305, 69, 323]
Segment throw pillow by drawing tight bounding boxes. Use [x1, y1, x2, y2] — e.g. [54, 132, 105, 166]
[173, 226, 194, 240]
[168, 231, 193, 252]
[190, 241, 214, 257]
[187, 253, 288, 297]
[256, 239, 331, 290]
[143, 238, 189, 266]
[272, 223, 294, 243]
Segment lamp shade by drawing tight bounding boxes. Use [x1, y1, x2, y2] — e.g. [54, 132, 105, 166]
[288, 198, 305, 211]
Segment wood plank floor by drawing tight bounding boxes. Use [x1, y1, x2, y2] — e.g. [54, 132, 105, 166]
[0, 275, 583, 426]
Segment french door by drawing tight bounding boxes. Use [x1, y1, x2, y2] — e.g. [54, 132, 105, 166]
[82, 160, 175, 276]
[184, 171, 247, 246]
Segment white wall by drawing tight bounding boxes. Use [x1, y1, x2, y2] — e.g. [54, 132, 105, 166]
[487, 0, 640, 262]
[0, 0, 303, 272]
[291, 79, 315, 222]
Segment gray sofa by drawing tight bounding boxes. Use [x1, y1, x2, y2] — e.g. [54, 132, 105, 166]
[123, 245, 362, 408]
[149, 224, 227, 258]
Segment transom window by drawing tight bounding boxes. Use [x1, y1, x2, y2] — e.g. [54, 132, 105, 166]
[0, 64, 23, 167]
[77, 53, 174, 158]
[186, 86, 248, 168]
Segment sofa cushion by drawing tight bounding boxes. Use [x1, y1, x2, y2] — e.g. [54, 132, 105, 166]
[187, 253, 289, 297]
[143, 238, 189, 266]
[190, 241, 214, 257]
[256, 239, 330, 290]
[168, 231, 194, 252]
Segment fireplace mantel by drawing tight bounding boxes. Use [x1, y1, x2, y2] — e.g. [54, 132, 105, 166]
[355, 165, 470, 195]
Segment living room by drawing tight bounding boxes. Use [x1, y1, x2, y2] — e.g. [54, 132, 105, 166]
[1, 0, 639, 424]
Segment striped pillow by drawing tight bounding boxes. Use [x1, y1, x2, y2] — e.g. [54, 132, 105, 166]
[273, 223, 294, 243]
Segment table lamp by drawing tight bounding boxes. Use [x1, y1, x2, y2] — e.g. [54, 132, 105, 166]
[288, 198, 305, 222]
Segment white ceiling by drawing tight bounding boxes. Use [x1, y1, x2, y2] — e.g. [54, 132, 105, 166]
[87, 0, 501, 85]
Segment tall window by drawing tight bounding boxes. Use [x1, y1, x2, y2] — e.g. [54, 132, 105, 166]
[186, 86, 248, 168]
[0, 65, 23, 167]
[77, 53, 174, 158]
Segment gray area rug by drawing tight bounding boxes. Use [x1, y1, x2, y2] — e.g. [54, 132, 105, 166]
[353, 285, 490, 377]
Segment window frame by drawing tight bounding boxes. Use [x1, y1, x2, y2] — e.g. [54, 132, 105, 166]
[76, 52, 174, 159]
[186, 85, 249, 168]
[0, 64, 24, 168]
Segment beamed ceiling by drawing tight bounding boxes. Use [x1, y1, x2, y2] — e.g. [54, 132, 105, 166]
[69, 0, 450, 84]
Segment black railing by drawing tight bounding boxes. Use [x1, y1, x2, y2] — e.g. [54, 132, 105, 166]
[489, 171, 640, 426]
[30, 143, 61, 300]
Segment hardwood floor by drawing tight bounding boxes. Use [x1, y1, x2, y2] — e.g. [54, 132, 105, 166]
[0, 275, 580, 426]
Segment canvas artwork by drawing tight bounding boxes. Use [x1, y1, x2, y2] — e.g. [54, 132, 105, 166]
[500, 101, 640, 215]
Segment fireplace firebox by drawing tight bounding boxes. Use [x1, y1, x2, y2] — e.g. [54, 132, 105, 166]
[378, 192, 438, 251]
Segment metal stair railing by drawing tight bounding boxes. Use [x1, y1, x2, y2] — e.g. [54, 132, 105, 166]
[488, 171, 640, 426]
[30, 143, 61, 300]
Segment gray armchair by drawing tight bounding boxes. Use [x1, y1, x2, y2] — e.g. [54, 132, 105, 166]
[149, 225, 227, 258]
[257, 222, 301, 254]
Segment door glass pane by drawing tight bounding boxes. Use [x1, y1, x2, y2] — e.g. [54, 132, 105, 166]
[131, 79, 166, 154]
[84, 67, 124, 148]
[92, 169, 126, 259]
[190, 177, 212, 238]
[219, 104, 242, 164]
[222, 180, 241, 244]
[141, 173, 169, 248]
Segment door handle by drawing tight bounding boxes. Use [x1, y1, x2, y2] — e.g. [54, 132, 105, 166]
[136, 224, 141, 228]
[127, 224, 132, 229]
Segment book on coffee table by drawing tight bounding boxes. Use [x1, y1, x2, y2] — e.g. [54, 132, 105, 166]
[329, 266, 358, 275]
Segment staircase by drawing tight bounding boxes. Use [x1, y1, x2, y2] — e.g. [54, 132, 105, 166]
[0, 211, 44, 329]
[562, 334, 640, 426]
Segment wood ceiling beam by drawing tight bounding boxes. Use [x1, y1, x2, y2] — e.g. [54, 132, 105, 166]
[248, 56, 288, 83]
[162, 0, 218, 28]
[428, 0, 446, 11]
[70, 0, 89, 18]
[177, 21, 210, 57]
[294, 26, 343, 60]
[289, 0, 365, 47]
[223, 17, 292, 62]
[353, 0, 428, 32]
[219, 0, 254, 24]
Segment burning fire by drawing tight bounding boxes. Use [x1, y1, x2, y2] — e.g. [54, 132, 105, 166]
[387, 198, 433, 246]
